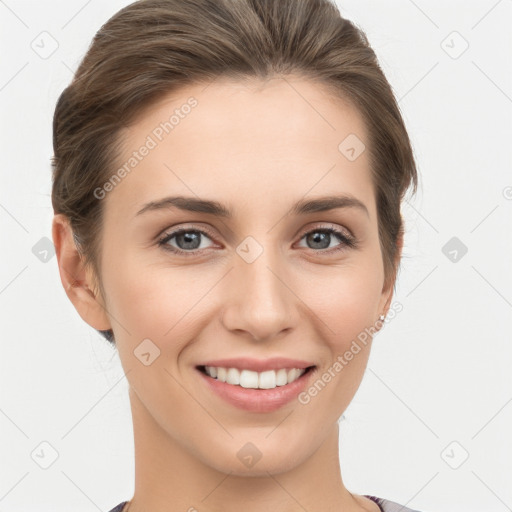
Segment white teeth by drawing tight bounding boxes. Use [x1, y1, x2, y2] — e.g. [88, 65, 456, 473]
[226, 367, 240, 385]
[288, 368, 300, 382]
[203, 366, 308, 389]
[258, 370, 276, 389]
[240, 369, 259, 388]
[276, 368, 288, 386]
[217, 367, 227, 382]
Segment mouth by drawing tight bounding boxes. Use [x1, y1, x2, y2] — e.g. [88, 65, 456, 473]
[195, 363, 317, 413]
[196, 364, 316, 390]
[195, 356, 318, 413]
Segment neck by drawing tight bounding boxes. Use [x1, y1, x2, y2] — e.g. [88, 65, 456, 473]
[125, 387, 377, 512]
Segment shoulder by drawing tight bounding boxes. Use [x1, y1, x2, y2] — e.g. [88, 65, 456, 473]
[364, 495, 423, 512]
[107, 502, 128, 512]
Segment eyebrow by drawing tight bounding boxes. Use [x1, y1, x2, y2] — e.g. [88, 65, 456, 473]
[135, 194, 369, 218]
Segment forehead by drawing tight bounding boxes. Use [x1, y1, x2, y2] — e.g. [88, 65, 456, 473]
[105, 75, 375, 222]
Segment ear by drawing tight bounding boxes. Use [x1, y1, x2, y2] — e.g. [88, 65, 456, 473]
[52, 213, 112, 331]
[378, 229, 404, 317]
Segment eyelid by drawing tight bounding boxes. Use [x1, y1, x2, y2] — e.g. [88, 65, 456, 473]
[296, 222, 353, 241]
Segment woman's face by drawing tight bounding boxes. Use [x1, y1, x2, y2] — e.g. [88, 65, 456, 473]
[91, 76, 396, 475]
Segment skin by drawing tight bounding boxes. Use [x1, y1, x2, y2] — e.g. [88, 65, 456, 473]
[53, 75, 402, 512]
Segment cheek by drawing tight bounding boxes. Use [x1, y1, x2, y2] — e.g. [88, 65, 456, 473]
[300, 259, 384, 347]
[102, 251, 214, 349]
[297, 268, 383, 417]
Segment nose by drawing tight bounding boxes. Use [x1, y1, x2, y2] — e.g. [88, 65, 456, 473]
[220, 248, 300, 342]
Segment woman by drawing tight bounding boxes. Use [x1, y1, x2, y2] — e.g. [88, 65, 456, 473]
[51, 0, 420, 510]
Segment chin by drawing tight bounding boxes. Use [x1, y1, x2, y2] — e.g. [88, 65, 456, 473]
[195, 436, 311, 477]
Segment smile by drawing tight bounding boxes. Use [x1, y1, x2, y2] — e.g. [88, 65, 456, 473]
[199, 365, 314, 389]
[196, 364, 317, 413]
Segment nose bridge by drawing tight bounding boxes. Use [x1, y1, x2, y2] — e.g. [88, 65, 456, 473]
[221, 237, 297, 339]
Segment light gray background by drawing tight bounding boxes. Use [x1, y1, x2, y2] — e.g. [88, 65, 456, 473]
[1, 1, 511, 511]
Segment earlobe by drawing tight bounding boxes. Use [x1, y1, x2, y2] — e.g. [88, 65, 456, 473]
[52, 213, 112, 331]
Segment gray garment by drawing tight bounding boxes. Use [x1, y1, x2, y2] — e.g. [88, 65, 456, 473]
[365, 495, 422, 512]
[108, 504, 127, 512]
[108, 497, 422, 512]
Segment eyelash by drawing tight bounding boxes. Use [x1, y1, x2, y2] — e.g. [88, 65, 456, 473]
[157, 224, 358, 257]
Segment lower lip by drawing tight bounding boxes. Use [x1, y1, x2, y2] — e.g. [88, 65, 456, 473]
[196, 367, 315, 413]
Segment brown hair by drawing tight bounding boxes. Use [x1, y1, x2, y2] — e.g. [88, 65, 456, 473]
[51, 0, 418, 345]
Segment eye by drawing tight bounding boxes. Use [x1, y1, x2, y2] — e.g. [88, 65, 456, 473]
[157, 227, 216, 256]
[157, 223, 358, 257]
[296, 224, 357, 254]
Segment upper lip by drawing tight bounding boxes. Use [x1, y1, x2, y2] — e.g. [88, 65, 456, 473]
[197, 357, 316, 372]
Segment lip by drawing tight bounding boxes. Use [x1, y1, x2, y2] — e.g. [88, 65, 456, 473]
[196, 364, 316, 413]
[197, 357, 315, 372]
